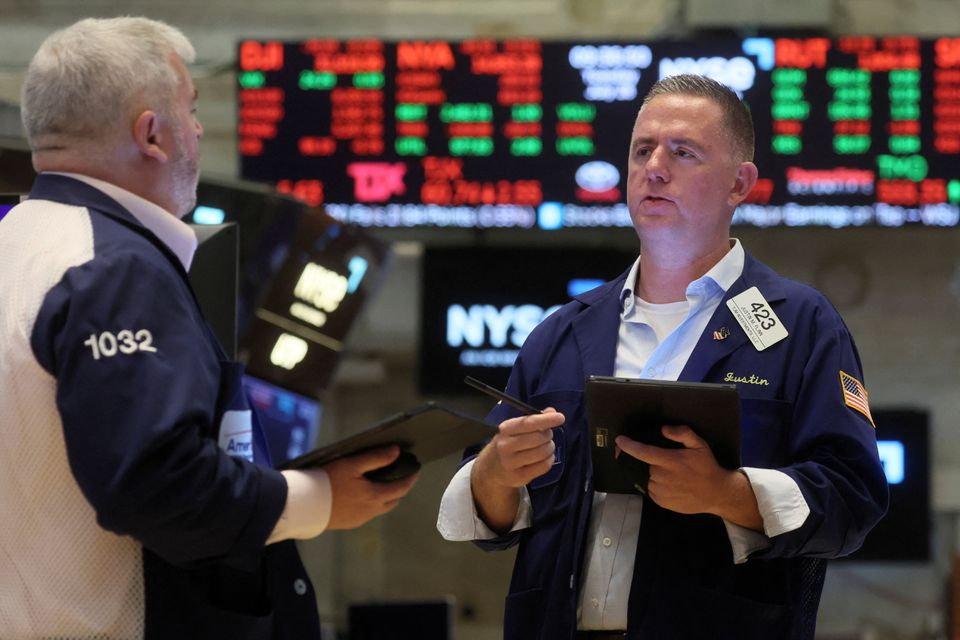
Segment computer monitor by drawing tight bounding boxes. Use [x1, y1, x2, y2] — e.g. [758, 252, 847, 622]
[0, 193, 22, 222]
[191, 179, 391, 399]
[188, 223, 239, 358]
[349, 600, 453, 640]
[419, 246, 635, 394]
[847, 408, 930, 562]
[243, 374, 321, 467]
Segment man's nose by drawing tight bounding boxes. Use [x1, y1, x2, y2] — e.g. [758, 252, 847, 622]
[645, 147, 669, 182]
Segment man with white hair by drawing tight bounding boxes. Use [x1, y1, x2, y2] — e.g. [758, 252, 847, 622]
[0, 17, 416, 639]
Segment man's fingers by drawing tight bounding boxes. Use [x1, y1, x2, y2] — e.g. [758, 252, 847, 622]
[615, 435, 673, 465]
[499, 453, 555, 486]
[498, 438, 555, 470]
[496, 428, 554, 454]
[340, 445, 401, 474]
[377, 471, 419, 499]
[660, 424, 707, 449]
[498, 410, 565, 436]
[514, 457, 555, 480]
[616, 425, 709, 466]
[381, 498, 402, 513]
[476, 409, 561, 489]
[378, 470, 424, 511]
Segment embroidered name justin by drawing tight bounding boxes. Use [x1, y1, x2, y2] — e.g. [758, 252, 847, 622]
[724, 372, 769, 386]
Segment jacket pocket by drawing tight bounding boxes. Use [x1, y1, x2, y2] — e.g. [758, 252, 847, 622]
[529, 424, 566, 489]
[144, 550, 277, 640]
[191, 607, 274, 640]
[503, 586, 545, 640]
[688, 584, 794, 640]
[638, 582, 794, 640]
[526, 389, 583, 489]
[739, 397, 792, 467]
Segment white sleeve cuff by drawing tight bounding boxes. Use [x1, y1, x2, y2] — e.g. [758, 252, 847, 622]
[723, 468, 810, 564]
[741, 466, 811, 537]
[437, 458, 532, 541]
[267, 469, 332, 544]
[723, 520, 772, 564]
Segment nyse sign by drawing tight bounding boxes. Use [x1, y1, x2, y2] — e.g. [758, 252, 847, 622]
[289, 256, 369, 330]
[446, 303, 561, 367]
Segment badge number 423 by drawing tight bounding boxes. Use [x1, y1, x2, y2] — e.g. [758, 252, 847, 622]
[750, 302, 777, 330]
[726, 287, 788, 351]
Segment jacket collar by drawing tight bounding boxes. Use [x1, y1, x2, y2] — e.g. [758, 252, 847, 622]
[571, 268, 631, 378]
[28, 173, 194, 276]
[30, 172, 142, 227]
[679, 253, 787, 381]
[568, 252, 786, 382]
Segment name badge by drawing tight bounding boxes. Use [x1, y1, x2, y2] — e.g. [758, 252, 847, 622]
[726, 287, 788, 351]
[218, 410, 255, 462]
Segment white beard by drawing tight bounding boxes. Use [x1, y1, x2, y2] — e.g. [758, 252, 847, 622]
[169, 124, 199, 218]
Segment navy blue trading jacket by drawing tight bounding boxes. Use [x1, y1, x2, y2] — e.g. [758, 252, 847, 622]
[27, 174, 322, 639]
[467, 252, 888, 640]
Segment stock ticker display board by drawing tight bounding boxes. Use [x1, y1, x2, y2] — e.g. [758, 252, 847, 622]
[237, 36, 960, 229]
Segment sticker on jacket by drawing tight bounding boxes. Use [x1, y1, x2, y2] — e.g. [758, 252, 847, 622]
[839, 371, 875, 428]
[218, 410, 254, 462]
[726, 286, 788, 351]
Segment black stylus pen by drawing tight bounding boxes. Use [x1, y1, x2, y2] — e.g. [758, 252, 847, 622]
[464, 376, 543, 415]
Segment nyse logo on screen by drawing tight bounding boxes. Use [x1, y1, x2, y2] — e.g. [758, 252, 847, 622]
[659, 56, 756, 94]
[446, 303, 561, 367]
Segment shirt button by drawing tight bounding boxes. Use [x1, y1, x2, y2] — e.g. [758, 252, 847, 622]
[294, 578, 308, 596]
[602, 537, 612, 547]
[591, 598, 600, 608]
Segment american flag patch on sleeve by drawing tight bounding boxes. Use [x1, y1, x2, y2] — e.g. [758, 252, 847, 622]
[840, 371, 875, 428]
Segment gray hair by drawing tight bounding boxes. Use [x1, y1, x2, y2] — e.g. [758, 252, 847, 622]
[642, 74, 755, 163]
[21, 17, 195, 148]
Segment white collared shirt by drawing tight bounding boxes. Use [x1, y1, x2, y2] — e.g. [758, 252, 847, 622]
[437, 240, 810, 630]
[47, 172, 198, 271]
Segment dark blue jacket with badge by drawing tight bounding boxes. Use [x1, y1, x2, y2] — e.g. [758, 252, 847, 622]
[469, 252, 888, 640]
[28, 174, 322, 640]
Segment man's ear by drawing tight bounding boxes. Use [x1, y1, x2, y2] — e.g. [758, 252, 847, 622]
[729, 161, 759, 206]
[133, 110, 169, 163]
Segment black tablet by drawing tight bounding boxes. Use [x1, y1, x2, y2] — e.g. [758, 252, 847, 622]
[586, 376, 741, 495]
[281, 402, 496, 475]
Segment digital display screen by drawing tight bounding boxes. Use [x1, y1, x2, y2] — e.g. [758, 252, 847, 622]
[847, 409, 930, 562]
[192, 181, 390, 399]
[419, 247, 636, 394]
[238, 37, 960, 230]
[244, 374, 321, 466]
[0, 194, 22, 222]
[188, 222, 239, 358]
[239, 207, 390, 398]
